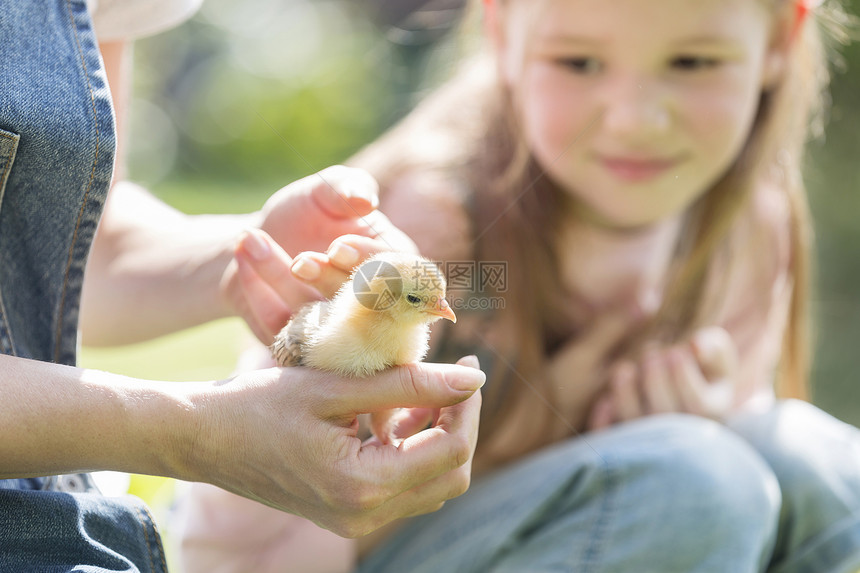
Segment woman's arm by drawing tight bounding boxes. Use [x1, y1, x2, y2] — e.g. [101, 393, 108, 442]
[0, 351, 483, 537]
[0, 352, 196, 479]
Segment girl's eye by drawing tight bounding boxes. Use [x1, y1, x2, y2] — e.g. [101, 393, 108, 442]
[406, 294, 422, 304]
[558, 57, 603, 75]
[671, 56, 720, 71]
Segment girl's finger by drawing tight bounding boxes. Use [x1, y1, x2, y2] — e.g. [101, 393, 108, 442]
[642, 349, 680, 414]
[586, 393, 616, 432]
[549, 307, 647, 388]
[327, 235, 396, 272]
[234, 255, 291, 343]
[366, 408, 438, 447]
[391, 408, 438, 441]
[307, 165, 380, 219]
[370, 408, 400, 446]
[611, 361, 642, 422]
[666, 346, 708, 417]
[237, 228, 293, 281]
[690, 326, 739, 382]
[291, 251, 351, 300]
[236, 229, 321, 310]
[292, 234, 416, 299]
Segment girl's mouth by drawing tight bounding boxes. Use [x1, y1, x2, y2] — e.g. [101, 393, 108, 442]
[599, 155, 682, 182]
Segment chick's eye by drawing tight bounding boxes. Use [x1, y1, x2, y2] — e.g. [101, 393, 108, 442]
[406, 294, 422, 305]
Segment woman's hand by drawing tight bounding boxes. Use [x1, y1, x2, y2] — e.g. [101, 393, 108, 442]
[221, 165, 417, 343]
[180, 357, 483, 538]
[587, 326, 739, 431]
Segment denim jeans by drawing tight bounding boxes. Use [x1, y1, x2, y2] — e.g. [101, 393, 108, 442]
[1, 1, 168, 570]
[358, 403, 860, 573]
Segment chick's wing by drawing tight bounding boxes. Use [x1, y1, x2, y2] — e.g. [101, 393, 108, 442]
[271, 301, 330, 367]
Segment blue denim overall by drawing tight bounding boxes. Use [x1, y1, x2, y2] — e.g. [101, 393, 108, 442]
[1, 1, 167, 570]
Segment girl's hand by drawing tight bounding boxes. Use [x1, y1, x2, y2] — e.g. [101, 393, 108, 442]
[289, 229, 419, 302]
[587, 326, 739, 431]
[221, 166, 417, 343]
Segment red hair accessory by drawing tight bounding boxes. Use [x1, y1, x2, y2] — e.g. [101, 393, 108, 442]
[483, 0, 496, 22]
[791, 0, 822, 41]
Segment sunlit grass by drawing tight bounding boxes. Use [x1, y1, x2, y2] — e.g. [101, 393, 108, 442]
[80, 317, 249, 382]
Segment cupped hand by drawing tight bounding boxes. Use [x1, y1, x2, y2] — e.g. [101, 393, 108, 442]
[222, 166, 418, 343]
[587, 326, 739, 431]
[289, 230, 419, 301]
[181, 357, 483, 538]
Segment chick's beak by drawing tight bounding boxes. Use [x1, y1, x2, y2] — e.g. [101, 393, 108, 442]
[426, 297, 457, 323]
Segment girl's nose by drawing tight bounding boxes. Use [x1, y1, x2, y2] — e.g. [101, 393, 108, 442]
[601, 77, 671, 139]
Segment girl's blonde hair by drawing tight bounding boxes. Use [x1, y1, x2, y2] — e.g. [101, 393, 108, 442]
[351, 0, 851, 462]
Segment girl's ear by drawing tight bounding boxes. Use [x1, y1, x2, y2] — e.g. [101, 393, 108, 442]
[485, 1, 522, 88]
[762, 0, 812, 89]
[484, 0, 508, 75]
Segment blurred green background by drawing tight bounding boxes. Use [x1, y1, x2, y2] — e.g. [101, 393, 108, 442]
[77, 0, 860, 569]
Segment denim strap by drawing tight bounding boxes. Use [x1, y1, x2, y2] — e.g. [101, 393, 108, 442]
[0, 2, 168, 571]
[0, 488, 168, 573]
[0, 0, 116, 365]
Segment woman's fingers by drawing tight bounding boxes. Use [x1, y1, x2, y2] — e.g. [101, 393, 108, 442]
[354, 388, 481, 509]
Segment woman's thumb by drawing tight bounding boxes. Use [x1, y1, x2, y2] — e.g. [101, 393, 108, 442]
[456, 355, 481, 370]
[326, 361, 485, 416]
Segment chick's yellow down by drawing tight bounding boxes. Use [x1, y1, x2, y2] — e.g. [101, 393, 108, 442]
[271, 252, 457, 377]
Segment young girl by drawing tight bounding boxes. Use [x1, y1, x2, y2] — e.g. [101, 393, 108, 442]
[181, 0, 860, 571]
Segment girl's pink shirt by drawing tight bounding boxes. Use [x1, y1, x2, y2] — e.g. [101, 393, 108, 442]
[85, 0, 203, 41]
[179, 483, 357, 573]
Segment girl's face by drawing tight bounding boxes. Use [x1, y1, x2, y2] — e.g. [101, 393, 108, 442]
[496, 0, 783, 229]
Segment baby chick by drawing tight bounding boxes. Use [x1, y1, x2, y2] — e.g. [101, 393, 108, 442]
[271, 251, 457, 377]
